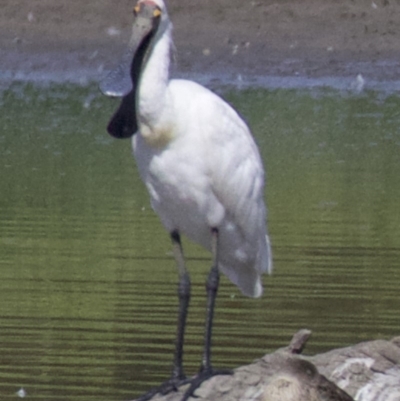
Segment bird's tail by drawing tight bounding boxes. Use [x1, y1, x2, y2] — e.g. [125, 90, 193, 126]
[219, 234, 272, 298]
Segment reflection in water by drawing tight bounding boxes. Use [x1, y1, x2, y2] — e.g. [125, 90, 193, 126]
[0, 84, 399, 400]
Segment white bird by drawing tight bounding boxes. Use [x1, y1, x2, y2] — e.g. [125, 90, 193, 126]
[100, 0, 272, 399]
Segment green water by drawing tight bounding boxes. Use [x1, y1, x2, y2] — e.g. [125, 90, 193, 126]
[0, 83, 399, 400]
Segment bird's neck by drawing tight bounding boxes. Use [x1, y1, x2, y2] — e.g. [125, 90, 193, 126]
[137, 25, 172, 142]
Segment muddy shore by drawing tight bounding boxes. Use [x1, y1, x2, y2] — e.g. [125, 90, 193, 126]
[1, 0, 400, 88]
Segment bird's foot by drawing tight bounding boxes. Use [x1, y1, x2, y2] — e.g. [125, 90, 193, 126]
[135, 375, 190, 401]
[181, 367, 233, 401]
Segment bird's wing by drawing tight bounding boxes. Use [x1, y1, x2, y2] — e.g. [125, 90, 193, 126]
[168, 80, 272, 294]
[204, 94, 267, 247]
[168, 79, 268, 252]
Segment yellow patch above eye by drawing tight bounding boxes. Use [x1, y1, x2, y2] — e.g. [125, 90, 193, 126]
[153, 9, 162, 18]
[133, 4, 140, 14]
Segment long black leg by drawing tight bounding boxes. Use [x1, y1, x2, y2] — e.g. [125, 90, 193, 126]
[171, 230, 191, 381]
[135, 231, 190, 401]
[201, 227, 220, 372]
[181, 228, 232, 401]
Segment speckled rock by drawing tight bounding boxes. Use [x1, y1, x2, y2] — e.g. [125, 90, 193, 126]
[131, 331, 400, 401]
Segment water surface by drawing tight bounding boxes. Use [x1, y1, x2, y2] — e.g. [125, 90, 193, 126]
[0, 83, 399, 400]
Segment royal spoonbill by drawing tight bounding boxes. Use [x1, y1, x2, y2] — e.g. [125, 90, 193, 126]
[100, 0, 272, 399]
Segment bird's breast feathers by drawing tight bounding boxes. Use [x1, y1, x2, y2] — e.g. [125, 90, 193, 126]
[138, 115, 178, 148]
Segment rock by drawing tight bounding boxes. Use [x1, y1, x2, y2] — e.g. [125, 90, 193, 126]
[131, 331, 400, 401]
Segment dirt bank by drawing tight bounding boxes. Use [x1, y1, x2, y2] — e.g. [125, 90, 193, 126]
[1, 0, 400, 85]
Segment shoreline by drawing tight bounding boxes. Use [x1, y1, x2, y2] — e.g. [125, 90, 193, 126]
[2, 56, 400, 94]
[1, 1, 400, 92]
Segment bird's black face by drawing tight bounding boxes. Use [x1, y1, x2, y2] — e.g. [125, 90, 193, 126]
[99, 0, 162, 138]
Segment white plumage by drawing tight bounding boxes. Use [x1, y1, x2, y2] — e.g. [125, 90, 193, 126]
[101, 0, 272, 397]
[132, 0, 272, 297]
[135, 80, 271, 296]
